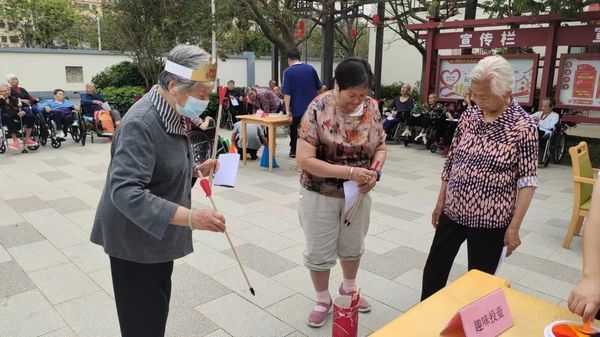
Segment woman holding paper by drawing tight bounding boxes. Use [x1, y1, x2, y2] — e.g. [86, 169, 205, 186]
[91, 45, 226, 337]
[421, 55, 538, 301]
[296, 57, 387, 328]
[568, 177, 600, 322]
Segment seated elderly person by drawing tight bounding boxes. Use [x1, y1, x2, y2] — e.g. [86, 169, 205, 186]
[383, 83, 414, 139]
[245, 86, 282, 115]
[531, 97, 559, 145]
[7, 73, 39, 114]
[401, 93, 445, 145]
[0, 83, 37, 149]
[80, 83, 122, 127]
[38, 89, 76, 140]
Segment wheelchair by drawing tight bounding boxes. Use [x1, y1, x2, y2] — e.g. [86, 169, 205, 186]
[81, 111, 118, 143]
[538, 117, 567, 168]
[219, 98, 235, 131]
[37, 109, 86, 149]
[188, 124, 228, 165]
[0, 113, 40, 154]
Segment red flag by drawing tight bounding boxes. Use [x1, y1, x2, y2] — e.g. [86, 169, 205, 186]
[297, 19, 305, 39]
[199, 178, 212, 197]
[218, 86, 227, 103]
[371, 14, 380, 25]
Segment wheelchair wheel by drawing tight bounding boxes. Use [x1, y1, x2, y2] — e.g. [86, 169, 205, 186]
[0, 143, 5, 153]
[79, 114, 87, 146]
[553, 133, 566, 164]
[188, 130, 212, 164]
[51, 139, 61, 148]
[430, 142, 438, 153]
[226, 120, 234, 131]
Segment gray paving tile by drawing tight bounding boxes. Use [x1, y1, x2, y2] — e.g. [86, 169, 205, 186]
[257, 181, 299, 195]
[8, 240, 69, 272]
[0, 207, 24, 226]
[4, 195, 48, 213]
[234, 226, 297, 253]
[172, 263, 231, 307]
[42, 158, 75, 167]
[204, 329, 233, 337]
[184, 242, 238, 275]
[166, 296, 220, 337]
[0, 222, 44, 248]
[40, 327, 78, 337]
[29, 262, 100, 305]
[38, 170, 73, 182]
[0, 290, 66, 337]
[44, 196, 93, 215]
[0, 260, 36, 299]
[384, 246, 429, 270]
[359, 250, 413, 280]
[83, 164, 109, 174]
[533, 192, 551, 200]
[507, 251, 582, 285]
[85, 179, 106, 190]
[197, 293, 295, 337]
[372, 185, 406, 197]
[214, 190, 261, 204]
[285, 331, 308, 337]
[223, 243, 298, 277]
[55, 291, 121, 337]
[62, 242, 109, 274]
[371, 202, 424, 221]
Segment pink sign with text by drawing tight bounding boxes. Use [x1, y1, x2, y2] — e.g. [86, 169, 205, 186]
[441, 288, 514, 337]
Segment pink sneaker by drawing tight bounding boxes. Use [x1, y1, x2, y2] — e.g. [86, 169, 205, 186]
[9, 140, 19, 150]
[24, 139, 38, 146]
[307, 298, 332, 328]
[339, 284, 372, 313]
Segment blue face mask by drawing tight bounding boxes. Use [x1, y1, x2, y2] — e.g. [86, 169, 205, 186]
[176, 93, 208, 119]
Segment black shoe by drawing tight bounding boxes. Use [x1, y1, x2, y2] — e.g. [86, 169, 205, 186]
[289, 152, 296, 158]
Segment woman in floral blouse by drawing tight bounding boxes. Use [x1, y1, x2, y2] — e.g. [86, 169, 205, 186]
[296, 58, 387, 327]
[421, 55, 538, 300]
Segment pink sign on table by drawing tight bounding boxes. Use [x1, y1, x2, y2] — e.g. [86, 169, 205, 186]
[441, 288, 514, 337]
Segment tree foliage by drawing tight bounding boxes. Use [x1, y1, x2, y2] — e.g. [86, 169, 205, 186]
[99, 0, 216, 88]
[0, 0, 95, 48]
[480, 0, 596, 18]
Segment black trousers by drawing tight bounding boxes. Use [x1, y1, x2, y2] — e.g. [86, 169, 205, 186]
[421, 213, 507, 301]
[110, 256, 174, 337]
[289, 115, 302, 154]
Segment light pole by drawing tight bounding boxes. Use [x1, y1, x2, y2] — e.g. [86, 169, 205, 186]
[211, 0, 216, 60]
[96, 14, 102, 51]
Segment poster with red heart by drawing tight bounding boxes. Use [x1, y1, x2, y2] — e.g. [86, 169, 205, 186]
[436, 55, 538, 105]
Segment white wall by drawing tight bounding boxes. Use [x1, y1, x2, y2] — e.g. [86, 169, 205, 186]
[216, 57, 248, 87]
[368, 28, 423, 86]
[0, 50, 130, 92]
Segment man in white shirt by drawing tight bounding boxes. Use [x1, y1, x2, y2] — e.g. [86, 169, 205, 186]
[531, 97, 560, 142]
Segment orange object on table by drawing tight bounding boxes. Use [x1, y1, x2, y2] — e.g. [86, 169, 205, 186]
[371, 270, 598, 337]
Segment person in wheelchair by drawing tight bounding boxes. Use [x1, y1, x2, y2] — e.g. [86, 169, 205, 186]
[401, 93, 445, 145]
[38, 89, 76, 140]
[6, 74, 39, 115]
[0, 84, 37, 149]
[383, 83, 414, 139]
[80, 83, 122, 132]
[225, 80, 244, 118]
[531, 97, 559, 147]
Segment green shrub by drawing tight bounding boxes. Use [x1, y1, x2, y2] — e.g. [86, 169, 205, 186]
[92, 61, 146, 90]
[100, 86, 145, 114]
[380, 81, 422, 109]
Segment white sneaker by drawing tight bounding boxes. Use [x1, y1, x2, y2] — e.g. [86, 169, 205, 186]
[401, 129, 411, 137]
[56, 130, 65, 139]
[422, 136, 428, 145]
[414, 133, 424, 142]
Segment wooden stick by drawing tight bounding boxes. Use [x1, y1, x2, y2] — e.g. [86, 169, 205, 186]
[206, 196, 255, 296]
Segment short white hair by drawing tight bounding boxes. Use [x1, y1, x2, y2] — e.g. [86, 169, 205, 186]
[470, 55, 514, 97]
[0, 83, 9, 90]
[6, 73, 17, 81]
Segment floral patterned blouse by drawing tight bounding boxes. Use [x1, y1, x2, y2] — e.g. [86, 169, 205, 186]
[298, 91, 386, 198]
[442, 99, 538, 229]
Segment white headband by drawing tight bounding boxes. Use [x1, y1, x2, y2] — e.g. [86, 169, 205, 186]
[164, 60, 195, 80]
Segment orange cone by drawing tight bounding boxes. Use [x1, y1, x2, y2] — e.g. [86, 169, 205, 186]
[229, 143, 236, 153]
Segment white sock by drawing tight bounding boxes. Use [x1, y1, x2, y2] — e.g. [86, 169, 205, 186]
[314, 290, 331, 312]
[342, 279, 356, 293]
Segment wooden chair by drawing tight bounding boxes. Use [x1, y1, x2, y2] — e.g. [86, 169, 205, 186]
[563, 142, 598, 249]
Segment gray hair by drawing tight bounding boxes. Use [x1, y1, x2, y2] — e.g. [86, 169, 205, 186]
[158, 44, 211, 91]
[0, 83, 9, 90]
[85, 83, 95, 88]
[244, 86, 257, 95]
[470, 55, 514, 97]
[6, 73, 17, 81]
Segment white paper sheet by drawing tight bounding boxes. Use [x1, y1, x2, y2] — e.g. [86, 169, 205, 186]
[386, 115, 395, 120]
[230, 97, 239, 106]
[494, 246, 508, 275]
[101, 102, 112, 111]
[343, 181, 360, 215]
[213, 153, 240, 188]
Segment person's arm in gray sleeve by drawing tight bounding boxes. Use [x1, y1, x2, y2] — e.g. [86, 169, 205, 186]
[108, 119, 179, 240]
